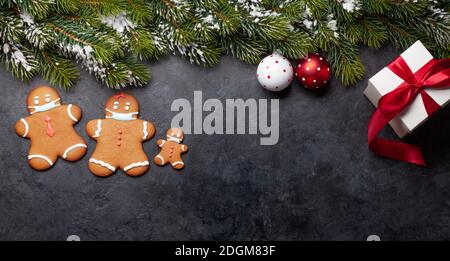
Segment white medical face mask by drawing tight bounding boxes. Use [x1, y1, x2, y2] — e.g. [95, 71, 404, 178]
[167, 136, 182, 143]
[28, 98, 61, 114]
[105, 108, 138, 121]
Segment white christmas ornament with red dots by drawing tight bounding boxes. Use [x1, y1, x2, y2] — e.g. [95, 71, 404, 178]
[256, 51, 293, 92]
[295, 53, 331, 90]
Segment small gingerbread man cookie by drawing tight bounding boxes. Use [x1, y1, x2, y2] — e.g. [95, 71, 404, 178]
[15, 86, 87, 170]
[154, 128, 188, 170]
[86, 93, 155, 177]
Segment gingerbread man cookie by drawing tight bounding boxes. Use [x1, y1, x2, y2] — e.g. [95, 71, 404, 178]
[154, 128, 188, 170]
[15, 86, 87, 170]
[86, 93, 155, 177]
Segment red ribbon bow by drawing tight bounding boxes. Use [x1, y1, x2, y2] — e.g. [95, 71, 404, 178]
[368, 56, 450, 166]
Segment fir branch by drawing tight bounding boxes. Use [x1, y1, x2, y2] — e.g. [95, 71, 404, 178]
[78, 0, 124, 15]
[25, 23, 52, 50]
[267, 30, 316, 59]
[0, 10, 24, 44]
[128, 26, 166, 60]
[362, 0, 392, 15]
[241, 16, 290, 42]
[46, 19, 123, 64]
[326, 40, 365, 86]
[126, 0, 153, 24]
[149, 0, 192, 22]
[103, 58, 150, 88]
[54, 0, 80, 14]
[379, 16, 418, 51]
[14, 0, 53, 19]
[342, 16, 388, 48]
[38, 51, 78, 90]
[0, 43, 38, 80]
[0, 0, 448, 89]
[222, 36, 266, 64]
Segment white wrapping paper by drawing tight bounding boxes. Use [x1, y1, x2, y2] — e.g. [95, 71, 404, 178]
[364, 40, 450, 138]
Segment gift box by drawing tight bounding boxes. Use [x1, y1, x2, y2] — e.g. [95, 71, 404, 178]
[364, 40, 450, 138]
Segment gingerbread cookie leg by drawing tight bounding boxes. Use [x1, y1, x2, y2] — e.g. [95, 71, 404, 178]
[28, 150, 58, 171]
[123, 161, 149, 177]
[62, 143, 87, 161]
[170, 158, 185, 170]
[88, 158, 117, 177]
[153, 154, 166, 166]
[172, 144, 188, 169]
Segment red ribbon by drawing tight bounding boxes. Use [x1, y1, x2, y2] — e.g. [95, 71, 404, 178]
[368, 56, 450, 166]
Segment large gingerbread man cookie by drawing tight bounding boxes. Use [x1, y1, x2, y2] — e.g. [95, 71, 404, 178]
[86, 93, 155, 177]
[154, 128, 188, 170]
[15, 86, 87, 170]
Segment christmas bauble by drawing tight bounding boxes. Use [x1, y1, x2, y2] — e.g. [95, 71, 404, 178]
[295, 53, 331, 90]
[256, 52, 293, 92]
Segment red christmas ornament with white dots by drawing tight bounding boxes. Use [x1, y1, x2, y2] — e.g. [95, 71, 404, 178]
[256, 51, 293, 92]
[295, 53, 331, 90]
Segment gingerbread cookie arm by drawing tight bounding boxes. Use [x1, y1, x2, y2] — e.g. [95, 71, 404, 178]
[86, 119, 103, 140]
[180, 144, 188, 153]
[67, 104, 82, 123]
[156, 139, 166, 147]
[15, 118, 30, 138]
[142, 120, 156, 141]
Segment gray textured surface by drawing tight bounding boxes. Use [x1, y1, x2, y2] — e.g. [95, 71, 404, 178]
[0, 45, 449, 241]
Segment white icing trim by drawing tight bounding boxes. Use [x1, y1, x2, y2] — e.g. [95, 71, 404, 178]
[28, 154, 53, 166]
[63, 143, 87, 159]
[124, 161, 149, 172]
[159, 140, 166, 147]
[143, 121, 148, 139]
[93, 120, 102, 138]
[89, 158, 115, 172]
[171, 161, 184, 167]
[156, 155, 165, 164]
[67, 104, 78, 122]
[181, 145, 186, 152]
[20, 118, 29, 137]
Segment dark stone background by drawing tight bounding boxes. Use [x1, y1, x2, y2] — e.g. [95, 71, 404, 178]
[0, 45, 449, 241]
